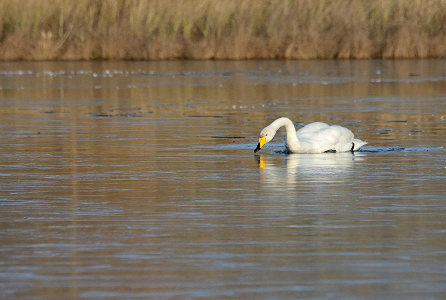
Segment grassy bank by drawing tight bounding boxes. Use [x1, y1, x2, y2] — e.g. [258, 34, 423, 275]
[1, 0, 445, 61]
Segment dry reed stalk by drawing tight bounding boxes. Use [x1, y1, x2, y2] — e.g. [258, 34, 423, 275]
[0, 0, 445, 60]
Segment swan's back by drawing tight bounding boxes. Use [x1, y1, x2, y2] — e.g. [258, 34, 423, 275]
[296, 122, 330, 137]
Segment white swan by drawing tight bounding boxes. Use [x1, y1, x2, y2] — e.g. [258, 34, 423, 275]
[254, 117, 367, 153]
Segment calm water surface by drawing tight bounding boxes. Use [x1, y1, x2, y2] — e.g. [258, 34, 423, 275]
[1, 60, 446, 299]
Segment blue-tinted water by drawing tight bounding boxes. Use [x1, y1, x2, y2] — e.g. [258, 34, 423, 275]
[1, 60, 446, 299]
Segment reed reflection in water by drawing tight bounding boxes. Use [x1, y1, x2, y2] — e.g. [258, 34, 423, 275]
[0, 60, 446, 299]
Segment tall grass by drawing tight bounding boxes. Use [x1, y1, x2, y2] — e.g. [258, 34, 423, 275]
[1, 0, 445, 60]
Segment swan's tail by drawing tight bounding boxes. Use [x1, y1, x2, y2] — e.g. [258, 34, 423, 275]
[353, 139, 367, 151]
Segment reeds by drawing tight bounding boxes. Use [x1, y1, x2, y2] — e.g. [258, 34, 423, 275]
[1, 0, 445, 60]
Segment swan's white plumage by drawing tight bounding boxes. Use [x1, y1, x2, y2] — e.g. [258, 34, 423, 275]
[255, 117, 367, 154]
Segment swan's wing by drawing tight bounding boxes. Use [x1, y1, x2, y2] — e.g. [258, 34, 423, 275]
[296, 122, 330, 137]
[298, 125, 354, 153]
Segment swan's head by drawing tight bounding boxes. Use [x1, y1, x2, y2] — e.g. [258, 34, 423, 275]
[254, 126, 276, 153]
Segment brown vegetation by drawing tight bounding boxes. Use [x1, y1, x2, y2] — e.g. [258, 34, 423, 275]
[1, 0, 445, 61]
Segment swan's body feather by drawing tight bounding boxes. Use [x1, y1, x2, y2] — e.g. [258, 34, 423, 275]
[255, 117, 367, 154]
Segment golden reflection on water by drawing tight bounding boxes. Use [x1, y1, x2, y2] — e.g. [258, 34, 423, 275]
[1, 60, 444, 152]
[1, 60, 446, 299]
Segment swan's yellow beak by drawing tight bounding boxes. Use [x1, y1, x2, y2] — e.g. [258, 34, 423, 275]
[254, 136, 266, 153]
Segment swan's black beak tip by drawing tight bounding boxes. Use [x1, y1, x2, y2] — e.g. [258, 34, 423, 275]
[254, 143, 261, 153]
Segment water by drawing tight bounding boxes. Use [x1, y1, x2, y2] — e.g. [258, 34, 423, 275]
[1, 60, 446, 299]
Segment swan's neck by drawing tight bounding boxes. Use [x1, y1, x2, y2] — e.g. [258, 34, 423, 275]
[270, 117, 300, 152]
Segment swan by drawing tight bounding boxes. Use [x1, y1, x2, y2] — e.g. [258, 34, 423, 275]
[254, 117, 367, 153]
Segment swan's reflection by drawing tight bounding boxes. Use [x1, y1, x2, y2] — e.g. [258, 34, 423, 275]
[256, 152, 364, 189]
